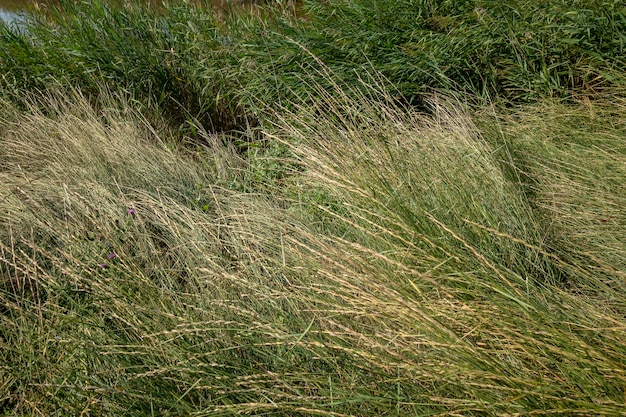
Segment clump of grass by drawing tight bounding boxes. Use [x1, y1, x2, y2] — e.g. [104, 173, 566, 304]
[0, 0, 244, 133]
[269, 77, 626, 413]
[490, 92, 626, 310]
[2, 79, 626, 415]
[2, 0, 625, 142]
[297, 0, 626, 102]
[0, 88, 289, 414]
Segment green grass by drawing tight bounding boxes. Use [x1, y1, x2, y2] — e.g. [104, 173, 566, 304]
[298, 0, 626, 101]
[1, 0, 626, 415]
[1, 79, 626, 415]
[1, 0, 625, 135]
[0, 0, 242, 133]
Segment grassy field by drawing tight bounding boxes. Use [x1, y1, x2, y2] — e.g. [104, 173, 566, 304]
[1, 1, 626, 415]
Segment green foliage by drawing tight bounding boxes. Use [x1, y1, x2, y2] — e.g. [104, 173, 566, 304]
[1, 1, 626, 415]
[1, 81, 626, 415]
[296, 0, 626, 102]
[0, 1, 242, 131]
[2, 0, 625, 135]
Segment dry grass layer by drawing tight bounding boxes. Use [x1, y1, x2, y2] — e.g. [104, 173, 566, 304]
[1, 86, 626, 415]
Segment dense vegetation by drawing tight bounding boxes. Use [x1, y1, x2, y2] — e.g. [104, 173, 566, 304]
[2, 0, 625, 130]
[1, 0, 625, 415]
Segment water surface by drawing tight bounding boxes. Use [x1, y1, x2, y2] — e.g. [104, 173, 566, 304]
[0, 8, 15, 24]
[0, 5, 30, 28]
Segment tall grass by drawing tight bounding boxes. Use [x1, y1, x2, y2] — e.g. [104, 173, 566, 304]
[0, 0, 244, 132]
[1, 78, 626, 415]
[298, 0, 626, 101]
[491, 93, 626, 306]
[1, 0, 625, 137]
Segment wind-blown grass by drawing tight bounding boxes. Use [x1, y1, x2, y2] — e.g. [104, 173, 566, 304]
[298, 0, 626, 101]
[1, 79, 625, 415]
[0, 1, 243, 132]
[492, 94, 626, 307]
[1, 0, 625, 137]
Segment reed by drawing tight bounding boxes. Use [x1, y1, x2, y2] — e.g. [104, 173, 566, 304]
[1, 0, 624, 136]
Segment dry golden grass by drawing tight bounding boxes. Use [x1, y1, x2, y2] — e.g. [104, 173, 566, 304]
[1, 85, 626, 415]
